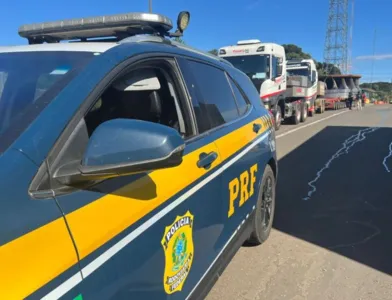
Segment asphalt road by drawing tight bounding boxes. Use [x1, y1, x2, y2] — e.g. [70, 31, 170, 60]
[206, 104, 392, 300]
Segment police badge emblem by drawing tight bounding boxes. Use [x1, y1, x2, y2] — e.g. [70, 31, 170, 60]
[161, 211, 194, 294]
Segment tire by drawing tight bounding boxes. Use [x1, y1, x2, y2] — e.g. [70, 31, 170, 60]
[247, 164, 276, 245]
[309, 106, 315, 117]
[291, 104, 300, 124]
[300, 102, 307, 123]
[274, 105, 282, 131]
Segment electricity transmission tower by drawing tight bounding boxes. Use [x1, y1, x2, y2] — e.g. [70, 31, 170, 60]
[323, 0, 349, 74]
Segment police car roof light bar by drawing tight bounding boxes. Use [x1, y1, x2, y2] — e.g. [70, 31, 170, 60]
[18, 12, 189, 44]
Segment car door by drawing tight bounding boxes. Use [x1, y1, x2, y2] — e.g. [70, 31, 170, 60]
[176, 58, 272, 253]
[35, 56, 226, 300]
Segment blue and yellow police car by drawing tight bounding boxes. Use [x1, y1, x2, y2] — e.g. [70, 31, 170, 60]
[0, 10, 277, 300]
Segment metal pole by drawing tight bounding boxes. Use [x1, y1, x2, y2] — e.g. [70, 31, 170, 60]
[370, 28, 376, 90]
[149, 0, 152, 12]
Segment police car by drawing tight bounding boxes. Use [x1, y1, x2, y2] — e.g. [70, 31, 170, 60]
[0, 11, 277, 300]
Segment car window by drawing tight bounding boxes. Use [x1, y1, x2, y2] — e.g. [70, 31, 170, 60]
[84, 61, 189, 138]
[0, 51, 95, 153]
[228, 77, 249, 116]
[181, 60, 240, 130]
[230, 70, 265, 109]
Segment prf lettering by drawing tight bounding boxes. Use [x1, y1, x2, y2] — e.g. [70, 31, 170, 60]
[228, 163, 258, 218]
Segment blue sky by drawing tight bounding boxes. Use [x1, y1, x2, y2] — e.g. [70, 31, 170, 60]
[0, 0, 390, 83]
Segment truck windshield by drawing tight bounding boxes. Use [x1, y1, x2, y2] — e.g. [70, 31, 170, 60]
[224, 55, 269, 80]
[223, 55, 269, 92]
[0, 51, 95, 153]
[287, 68, 309, 77]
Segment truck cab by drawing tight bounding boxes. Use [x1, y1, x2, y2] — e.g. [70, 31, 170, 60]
[286, 59, 318, 116]
[219, 40, 286, 130]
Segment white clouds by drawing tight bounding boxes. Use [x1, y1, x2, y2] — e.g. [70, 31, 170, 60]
[356, 54, 392, 61]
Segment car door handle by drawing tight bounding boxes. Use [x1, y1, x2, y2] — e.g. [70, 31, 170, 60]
[253, 123, 262, 133]
[197, 151, 218, 169]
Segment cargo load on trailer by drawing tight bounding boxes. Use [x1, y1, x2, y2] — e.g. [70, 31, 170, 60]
[320, 74, 362, 110]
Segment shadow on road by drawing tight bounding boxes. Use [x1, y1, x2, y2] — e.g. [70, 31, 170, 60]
[273, 125, 392, 275]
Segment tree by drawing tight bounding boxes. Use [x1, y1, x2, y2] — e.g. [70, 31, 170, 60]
[208, 49, 218, 56]
[283, 44, 312, 60]
[316, 62, 341, 76]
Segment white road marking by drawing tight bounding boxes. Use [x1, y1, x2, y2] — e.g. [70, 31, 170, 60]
[42, 131, 271, 300]
[303, 127, 379, 201]
[328, 221, 381, 250]
[382, 141, 392, 173]
[276, 110, 349, 139]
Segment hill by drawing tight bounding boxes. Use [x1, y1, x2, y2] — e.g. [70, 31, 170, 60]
[360, 82, 392, 100]
[360, 82, 392, 92]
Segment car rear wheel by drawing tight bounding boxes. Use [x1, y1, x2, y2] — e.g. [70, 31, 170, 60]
[247, 165, 276, 245]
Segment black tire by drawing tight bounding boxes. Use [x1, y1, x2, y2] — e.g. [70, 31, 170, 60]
[274, 105, 282, 131]
[309, 106, 315, 117]
[291, 105, 300, 124]
[300, 102, 307, 123]
[247, 164, 276, 245]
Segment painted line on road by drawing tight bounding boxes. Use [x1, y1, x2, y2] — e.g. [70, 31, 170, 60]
[382, 141, 392, 173]
[276, 110, 349, 139]
[303, 127, 380, 201]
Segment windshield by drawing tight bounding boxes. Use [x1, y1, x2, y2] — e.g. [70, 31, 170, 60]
[0, 51, 95, 152]
[224, 55, 269, 79]
[224, 55, 270, 92]
[287, 67, 310, 77]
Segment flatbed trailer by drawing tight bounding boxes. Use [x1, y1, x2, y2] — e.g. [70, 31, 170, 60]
[325, 98, 346, 110]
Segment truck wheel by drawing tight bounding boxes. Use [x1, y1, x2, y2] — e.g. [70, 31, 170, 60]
[274, 106, 282, 131]
[247, 164, 275, 245]
[291, 105, 300, 124]
[300, 103, 307, 122]
[309, 106, 315, 117]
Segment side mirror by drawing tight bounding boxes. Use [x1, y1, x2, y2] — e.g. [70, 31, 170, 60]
[54, 119, 185, 185]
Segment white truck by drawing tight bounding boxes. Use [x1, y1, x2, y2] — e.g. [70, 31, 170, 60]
[218, 40, 307, 130]
[286, 59, 325, 118]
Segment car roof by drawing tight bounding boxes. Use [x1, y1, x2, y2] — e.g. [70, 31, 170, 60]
[0, 42, 118, 53]
[0, 37, 239, 79]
